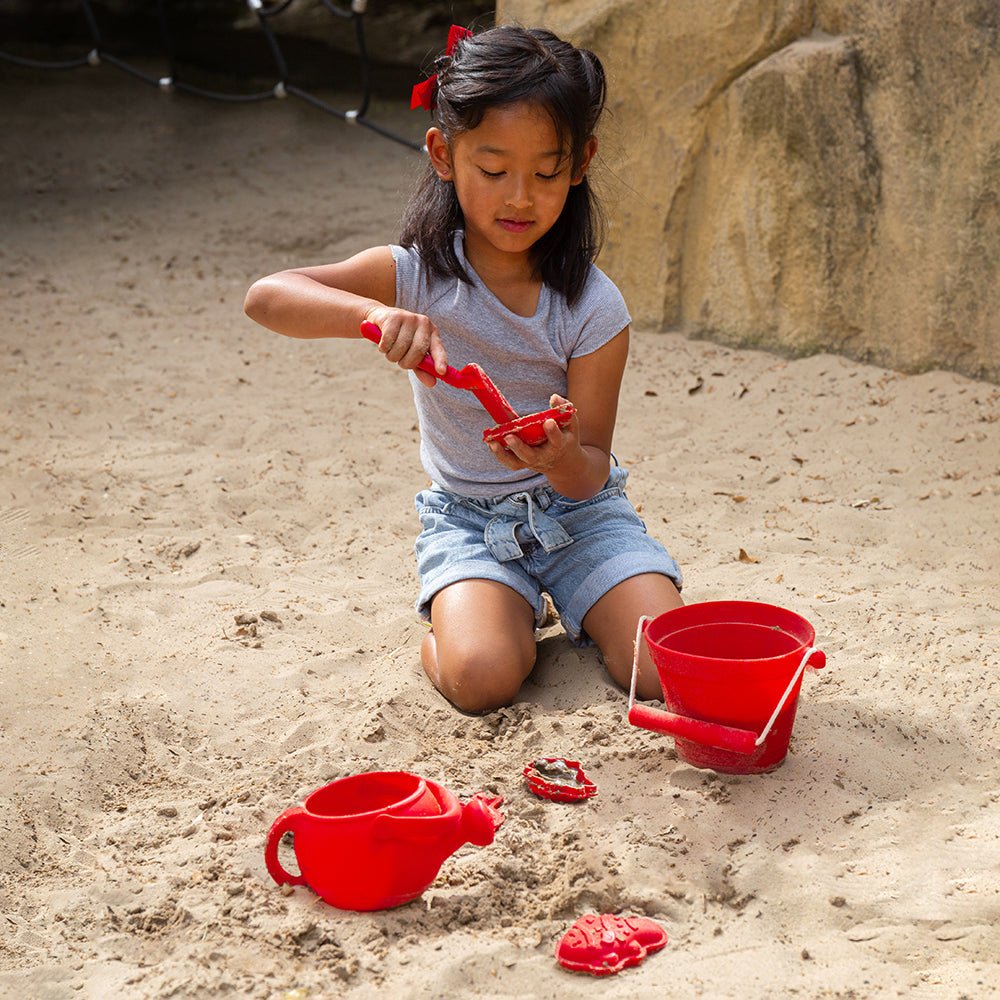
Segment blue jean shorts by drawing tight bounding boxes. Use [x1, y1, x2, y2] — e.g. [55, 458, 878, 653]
[413, 466, 682, 645]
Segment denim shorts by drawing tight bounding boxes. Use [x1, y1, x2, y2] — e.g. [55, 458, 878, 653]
[413, 466, 682, 645]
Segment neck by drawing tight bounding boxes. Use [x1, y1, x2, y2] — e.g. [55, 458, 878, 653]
[462, 232, 538, 290]
[462, 234, 543, 318]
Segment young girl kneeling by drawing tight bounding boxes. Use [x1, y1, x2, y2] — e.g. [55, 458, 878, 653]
[244, 24, 683, 714]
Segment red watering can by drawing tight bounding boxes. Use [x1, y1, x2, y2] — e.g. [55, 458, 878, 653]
[265, 771, 504, 911]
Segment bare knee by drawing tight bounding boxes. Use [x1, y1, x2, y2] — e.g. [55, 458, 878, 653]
[584, 574, 683, 701]
[422, 631, 535, 714]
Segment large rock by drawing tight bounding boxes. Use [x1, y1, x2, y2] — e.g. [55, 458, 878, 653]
[498, 0, 999, 380]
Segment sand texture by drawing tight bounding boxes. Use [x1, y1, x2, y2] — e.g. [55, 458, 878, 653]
[2, 64, 999, 999]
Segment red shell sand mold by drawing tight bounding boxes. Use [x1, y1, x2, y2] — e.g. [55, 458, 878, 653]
[523, 757, 597, 803]
[555, 913, 668, 976]
[483, 405, 576, 446]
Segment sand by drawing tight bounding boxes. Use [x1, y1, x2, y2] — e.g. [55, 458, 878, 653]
[2, 60, 999, 1000]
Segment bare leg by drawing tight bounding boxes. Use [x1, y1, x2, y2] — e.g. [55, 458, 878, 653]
[582, 573, 683, 700]
[421, 579, 537, 714]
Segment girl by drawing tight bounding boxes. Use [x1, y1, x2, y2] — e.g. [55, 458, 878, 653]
[244, 24, 683, 714]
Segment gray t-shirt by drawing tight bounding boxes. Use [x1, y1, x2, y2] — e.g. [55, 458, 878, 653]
[391, 234, 631, 498]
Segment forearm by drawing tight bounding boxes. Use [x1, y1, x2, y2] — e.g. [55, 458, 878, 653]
[543, 444, 611, 501]
[243, 272, 379, 340]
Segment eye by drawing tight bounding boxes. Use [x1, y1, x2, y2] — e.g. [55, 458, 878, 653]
[536, 171, 562, 181]
[478, 167, 504, 178]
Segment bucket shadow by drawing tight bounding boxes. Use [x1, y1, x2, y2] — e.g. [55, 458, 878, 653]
[651, 691, 993, 854]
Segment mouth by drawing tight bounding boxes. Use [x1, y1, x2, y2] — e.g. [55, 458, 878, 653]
[498, 218, 533, 233]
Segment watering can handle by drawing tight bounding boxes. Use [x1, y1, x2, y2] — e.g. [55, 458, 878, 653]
[627, 616, 826, 754]
[264, 806, 308, 887]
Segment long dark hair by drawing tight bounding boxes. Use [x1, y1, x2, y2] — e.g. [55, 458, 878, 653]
[399, 25, 607, 305]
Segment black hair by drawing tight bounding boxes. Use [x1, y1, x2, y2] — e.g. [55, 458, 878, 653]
[399, 24, 607, 305]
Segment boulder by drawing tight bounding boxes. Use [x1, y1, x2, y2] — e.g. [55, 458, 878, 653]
[498, 0, 999, 379]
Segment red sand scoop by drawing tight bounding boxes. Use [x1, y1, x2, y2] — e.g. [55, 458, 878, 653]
[360, 321, 575, 445]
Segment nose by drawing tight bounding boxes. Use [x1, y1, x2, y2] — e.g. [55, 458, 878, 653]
[504, 175, 533, 210]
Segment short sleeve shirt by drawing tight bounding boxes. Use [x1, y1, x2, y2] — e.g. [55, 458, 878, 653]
[391, 233, 630, 498]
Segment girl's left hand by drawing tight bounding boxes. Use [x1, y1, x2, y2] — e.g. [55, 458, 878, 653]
[487, 394, 579, 474]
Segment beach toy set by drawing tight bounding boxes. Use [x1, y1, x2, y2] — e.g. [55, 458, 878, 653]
[269, 348, 827, 972]
[265, 601, 826, 974]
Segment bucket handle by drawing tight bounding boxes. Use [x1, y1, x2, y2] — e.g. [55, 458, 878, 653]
[627, 615, 825, 754]
[754, 645, 823, 747]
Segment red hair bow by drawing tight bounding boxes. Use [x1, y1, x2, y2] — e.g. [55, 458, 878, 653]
[410, 25, 474, 111]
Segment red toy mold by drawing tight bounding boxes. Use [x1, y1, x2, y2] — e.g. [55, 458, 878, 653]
[523, 757, 597, 803]
[555, 913, 668, 976]
[483, 405, 575, 446]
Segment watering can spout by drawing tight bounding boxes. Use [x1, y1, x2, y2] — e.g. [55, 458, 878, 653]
[372, 791, 505, 855]
[459, 794, 505, 847]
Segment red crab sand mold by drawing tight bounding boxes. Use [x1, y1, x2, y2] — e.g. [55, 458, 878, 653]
[523, 757, 596, 803]
[555, 913, 668, 976]
[360, 321, 574, 445]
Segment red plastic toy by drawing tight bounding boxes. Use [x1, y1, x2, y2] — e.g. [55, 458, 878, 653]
[361, 320, 517, 424]
[264, 771, 504, 911]
[483, 404, 576, 446]
[627, 601, 827, 773]
[523, 757, 596, 803]
[556, 913, 668, 976]
[360, 321, 575, 445]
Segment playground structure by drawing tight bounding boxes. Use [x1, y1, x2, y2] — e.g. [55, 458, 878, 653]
[0, 0, 424, 151]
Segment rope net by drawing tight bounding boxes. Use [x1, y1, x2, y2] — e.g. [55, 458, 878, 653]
[0, 0, 425, 151]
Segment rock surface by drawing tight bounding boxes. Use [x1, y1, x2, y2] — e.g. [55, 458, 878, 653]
[498, 0, 999, 380]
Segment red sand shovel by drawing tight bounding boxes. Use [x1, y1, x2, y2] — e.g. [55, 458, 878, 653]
[360, 320, 575, 445]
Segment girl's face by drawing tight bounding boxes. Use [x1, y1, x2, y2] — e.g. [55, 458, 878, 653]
[427, 102, 596, 272]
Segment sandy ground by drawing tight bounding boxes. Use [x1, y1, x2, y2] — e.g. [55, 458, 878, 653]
[2, 60, 999, 1000]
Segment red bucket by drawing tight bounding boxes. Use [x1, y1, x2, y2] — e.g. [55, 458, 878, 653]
[627, 601, 826, 773]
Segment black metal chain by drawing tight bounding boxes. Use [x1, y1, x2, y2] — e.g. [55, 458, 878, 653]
[0, 0, 424, 151]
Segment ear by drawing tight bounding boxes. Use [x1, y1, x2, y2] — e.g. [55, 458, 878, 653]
[426, 127, 454, 181]
[571, 136, 598, 186]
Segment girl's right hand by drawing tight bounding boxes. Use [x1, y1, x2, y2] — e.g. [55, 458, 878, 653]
[363, 306, 448, 388]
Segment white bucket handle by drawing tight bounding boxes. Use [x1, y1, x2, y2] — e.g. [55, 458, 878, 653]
[628, 616, 818, 748]
[627, 615, 653, 713]
[754, 645, 817, 747]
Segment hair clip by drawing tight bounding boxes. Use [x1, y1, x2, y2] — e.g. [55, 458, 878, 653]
[410, 24, 474, 111]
